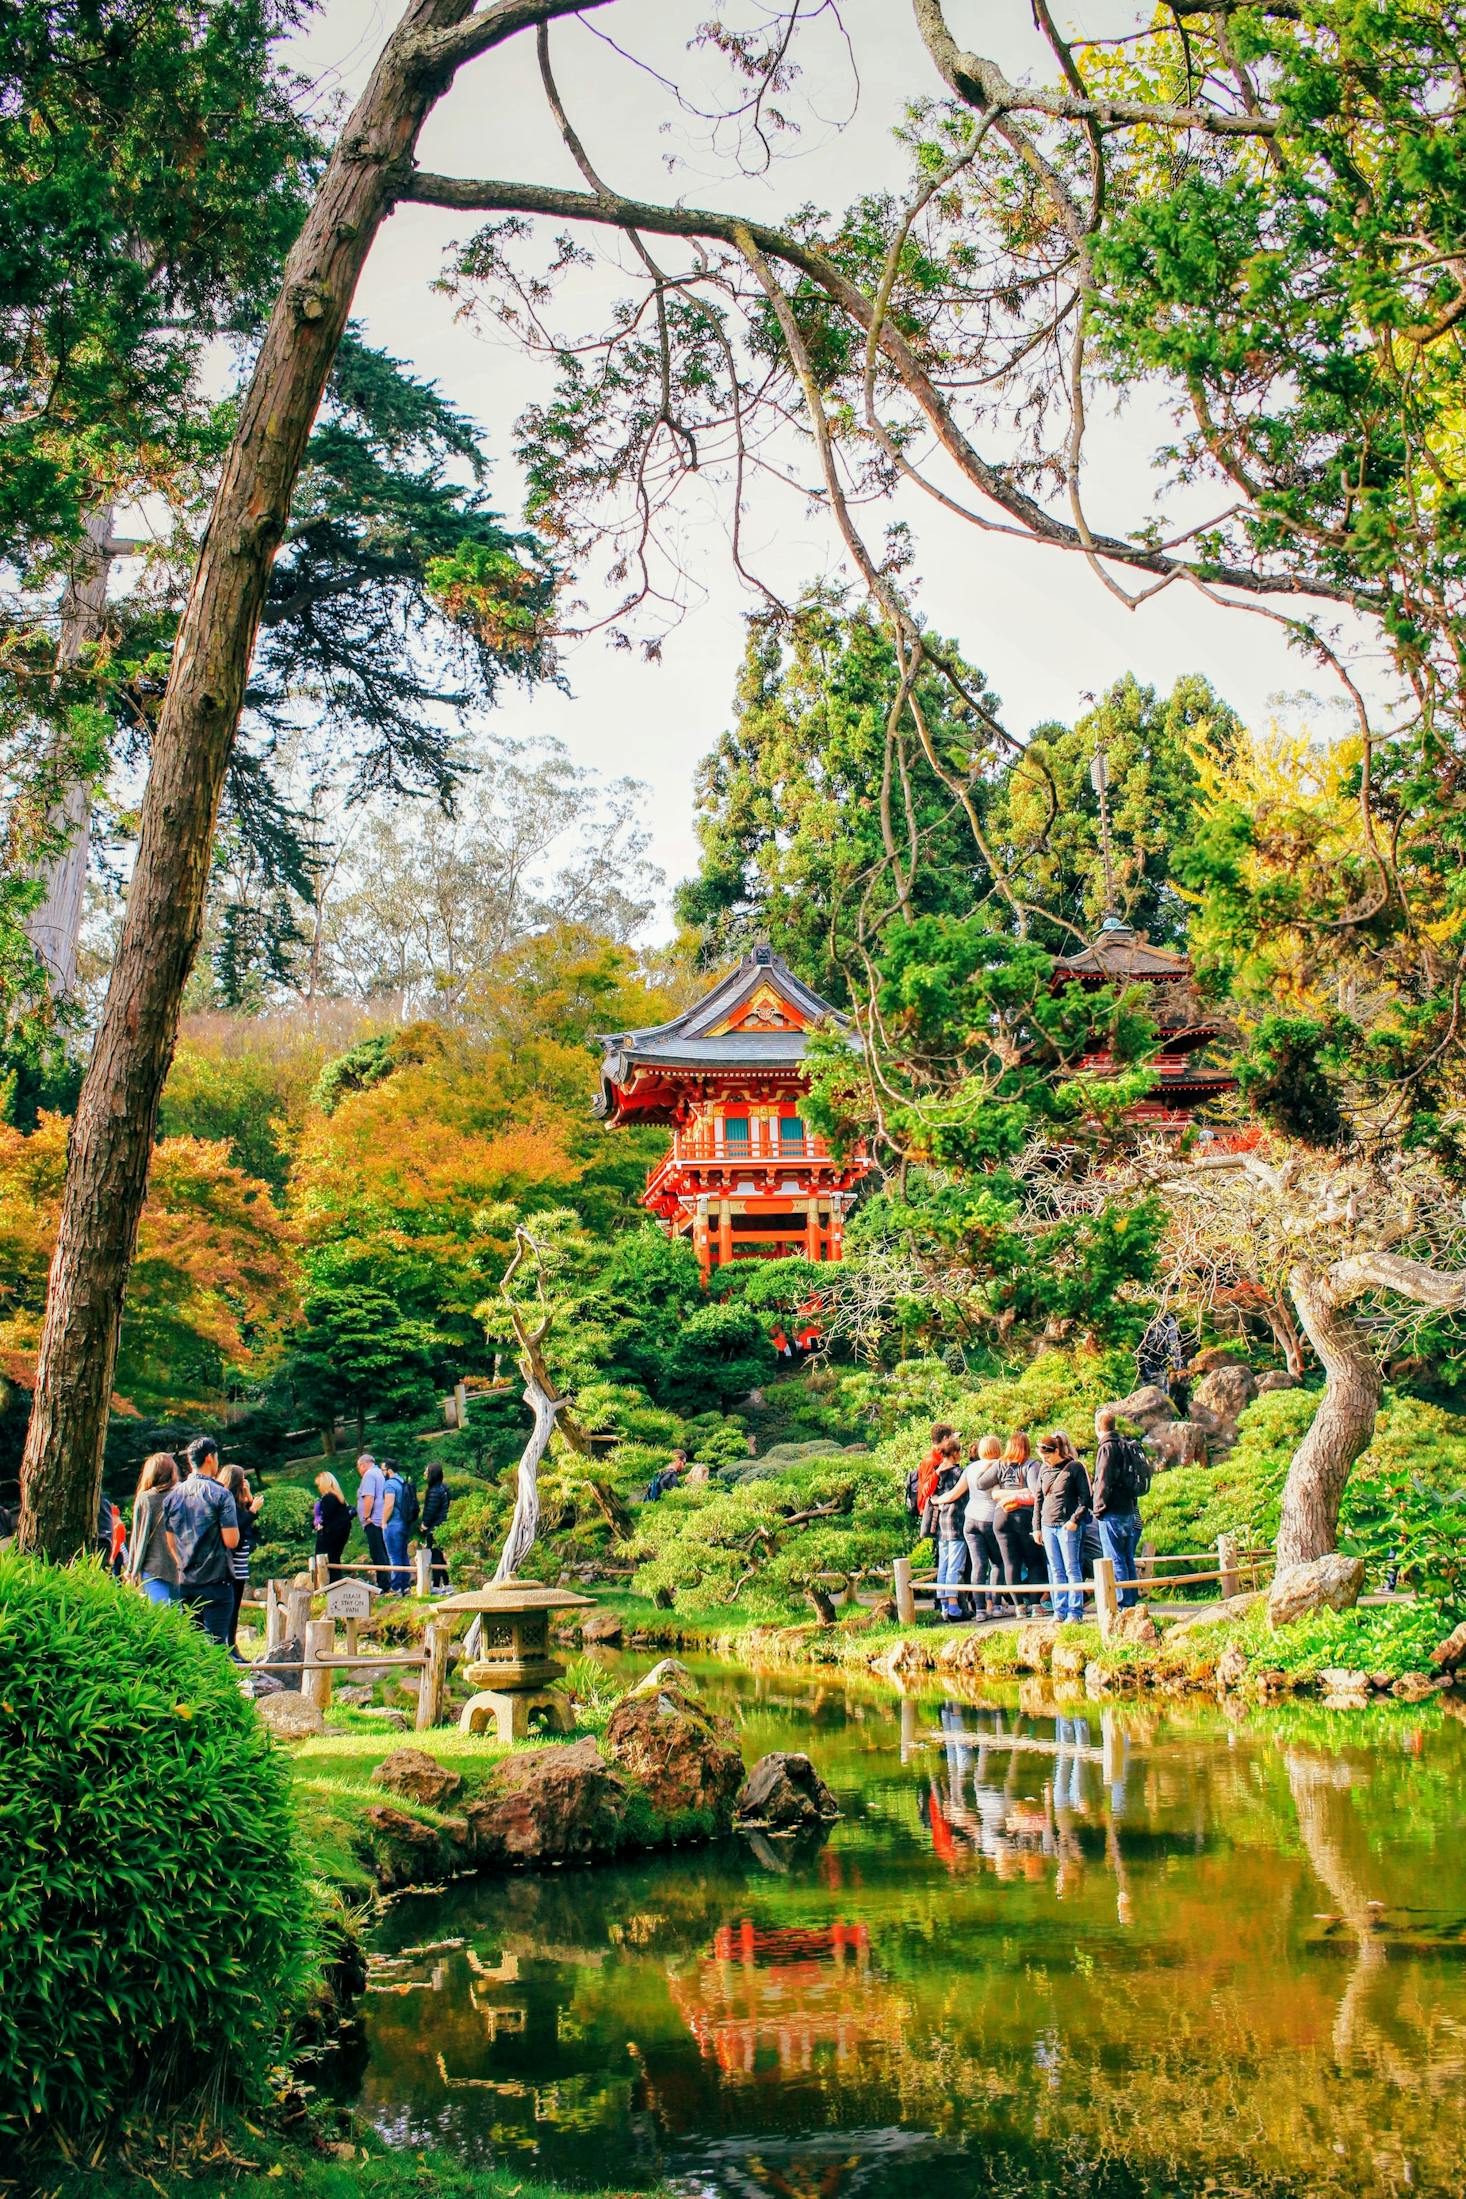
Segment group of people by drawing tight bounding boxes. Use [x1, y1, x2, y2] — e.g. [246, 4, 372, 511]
[123, 1435, 261, 1652]
[311, 1451, 451, 1592]
[910, 1407, 1151, 1623]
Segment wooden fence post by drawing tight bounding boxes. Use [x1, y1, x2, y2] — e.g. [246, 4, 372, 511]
[1094, 1555, 1119, 1642]
[416, 1619, 451, 1732]
[1137, 1541, 1156, 1587]
[1217, 1533, 1240, 1599]
[454, 1380, 468, 1429]
[302, 1617, 335, 1715]
[415, 1544, 433, 1598]
[264, 1580, 283, 1653]
[285, 1578, 312, 1648]
[893, 1556, 917, 1627]
[311, 1553, 329, 1591]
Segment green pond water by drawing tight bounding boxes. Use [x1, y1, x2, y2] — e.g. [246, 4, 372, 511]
[347, 1657, 1466, 2198]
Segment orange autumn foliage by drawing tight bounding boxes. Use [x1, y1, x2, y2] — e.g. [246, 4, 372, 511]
[0, 1114, 295, 1412]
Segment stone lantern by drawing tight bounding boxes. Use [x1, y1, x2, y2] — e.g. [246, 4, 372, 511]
[435, 1577, 596, 1742]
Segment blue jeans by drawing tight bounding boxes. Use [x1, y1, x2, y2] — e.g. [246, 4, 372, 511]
[384, 1516, 411, 1594]
[141, 1577, 176, 1606]
[936, 1535, 968, 1618]
[1098, 1510, 1144, 1609]
[1042, 1524, 1086, 1622]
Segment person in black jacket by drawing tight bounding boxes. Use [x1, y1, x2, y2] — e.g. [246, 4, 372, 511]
[1036, 1431, 1092, 1622]
[421, 1460, 451, 1590]
[313, 1471, 354, 1580]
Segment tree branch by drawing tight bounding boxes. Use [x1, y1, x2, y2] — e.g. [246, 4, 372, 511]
[407, 0, 612, 79]
[1329, 1250, 1466, 1312]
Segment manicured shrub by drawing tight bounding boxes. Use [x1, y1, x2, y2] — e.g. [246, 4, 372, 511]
[0, 1554, 313, 2147]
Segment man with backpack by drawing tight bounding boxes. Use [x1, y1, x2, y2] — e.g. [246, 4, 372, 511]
[1092, 1407, 1152, 1610]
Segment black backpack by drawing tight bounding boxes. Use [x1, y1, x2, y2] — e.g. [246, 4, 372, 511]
[399, 1475, 421, 1531]
[1107, 1434, 1153, 1502]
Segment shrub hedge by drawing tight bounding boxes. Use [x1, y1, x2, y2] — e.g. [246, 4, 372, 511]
[0, 1555, 313, 2147]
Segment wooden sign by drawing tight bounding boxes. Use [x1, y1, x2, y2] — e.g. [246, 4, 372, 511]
[324, 1577, 373, 1621]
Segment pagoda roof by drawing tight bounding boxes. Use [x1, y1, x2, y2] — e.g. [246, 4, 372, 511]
[595, 945, 848, 1120]
[1054, 918, 1193, 981]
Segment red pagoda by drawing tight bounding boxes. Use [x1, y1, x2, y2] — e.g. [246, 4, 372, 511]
[1052, 914, 1233, 1126]
[595, 945, 870, 1279]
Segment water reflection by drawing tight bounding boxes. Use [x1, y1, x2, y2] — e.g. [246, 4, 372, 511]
[349, 1661, 1466, 2197]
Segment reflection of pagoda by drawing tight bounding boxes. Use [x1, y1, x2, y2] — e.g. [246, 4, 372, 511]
[596, 946, 870, 1279]
[669, 1916, 882, 2080]
[1052, 915, 1233, 1128]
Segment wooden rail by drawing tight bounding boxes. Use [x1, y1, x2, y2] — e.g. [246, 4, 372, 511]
[894, 1530, 1274, 1641]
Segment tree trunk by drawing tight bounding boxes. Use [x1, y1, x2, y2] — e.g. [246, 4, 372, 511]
[16, 0, 504, 1560]
[26, 507, 115, 999]
[1274, 1266, 1381, 1570]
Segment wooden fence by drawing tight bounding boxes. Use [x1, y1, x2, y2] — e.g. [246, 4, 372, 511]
[893, 1530, 1272, 1644]
[239, 1570, 454, 1727]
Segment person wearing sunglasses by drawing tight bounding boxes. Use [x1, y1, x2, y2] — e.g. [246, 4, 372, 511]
[1036, 1431, 1092, 1623]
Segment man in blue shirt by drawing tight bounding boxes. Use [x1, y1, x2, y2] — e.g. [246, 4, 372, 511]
[356, 1452, 390, 1590]
[162, 1435, 239, 1644]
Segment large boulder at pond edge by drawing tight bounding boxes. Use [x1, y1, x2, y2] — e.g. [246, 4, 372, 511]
[581, 1610, 624, 1647]
[372, 1746, 463, 1810]
[1267, 1552, 1365, 1629]
[255, 1689, 323, 1740]
[361, 1802, 457, 1890]
[736, 1752, 840, 1832]
[1431, 1621, 1466, 1673]
[604, 1679, 745, 1825]
[465, 1738, 632, 1867]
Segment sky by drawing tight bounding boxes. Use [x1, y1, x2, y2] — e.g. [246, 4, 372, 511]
[280, 1, 1382, 922]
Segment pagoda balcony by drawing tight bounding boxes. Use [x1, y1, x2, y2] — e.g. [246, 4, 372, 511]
[644, 1130, 859, 1208]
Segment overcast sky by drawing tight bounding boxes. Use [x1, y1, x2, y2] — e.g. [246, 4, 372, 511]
[284, 2, 1381, 920]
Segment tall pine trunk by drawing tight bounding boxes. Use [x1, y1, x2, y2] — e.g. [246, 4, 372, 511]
[1273, 1266, 1382, 1571]
[17, 0, 480, 1559]
[26, 506, 115, 998]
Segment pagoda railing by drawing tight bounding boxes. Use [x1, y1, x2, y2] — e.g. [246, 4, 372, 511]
[661, 1129, 833, 1165]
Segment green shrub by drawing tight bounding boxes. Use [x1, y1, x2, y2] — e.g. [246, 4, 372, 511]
[0, 1555, 313, 2147]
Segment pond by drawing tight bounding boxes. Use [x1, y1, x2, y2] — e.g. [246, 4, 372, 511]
[344, 1657, 1466, 2198]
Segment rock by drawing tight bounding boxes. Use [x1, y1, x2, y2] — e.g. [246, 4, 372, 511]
[358, 1705, 410, 1731]
[1051, 1638, 1088, 1684]
[239, 1669, 285, 1699]
[1255, 1668, 1293, 1695]
[1391, 1672, 1441, 1702]
[1188, 1346, 1248, 1377]
[1192, 1364, 1258, 1428]
[875, 1637, 934, 1679]
[935, 1633, 986, 1675]
[336, 1683, 374, 1707]
[256, 1690, 324, 1740]
[1167, 1590, 1263, 1636]
[261, 1634, 304, 1681]
[1148, 1419, 1210, 1470]
[1110, 1606, 1160, 1647]
[1320, 1668, 1371, 1700]
[1084, 1661, 1113, 1697]
[1110, 1384, 1177, 1431]
[1017, 1677, 1057, 1719]
[465, 1738, 632, 1868]
[1368, 1672, 1396, 1693]
[1430, 1620, 1466, 1673]
[361, 1803, 453, 1890]
[581, 1610, 624, 1647]
[1215, 1643, 1249, 1690]
[626, 1656, 695, 1698]
[372, 1746, 463, 1809]
[1012, 1621, 1058, 1672]
[604, 1681, 744, 1824]
[1256, 1370, 1300, 1393]
[735, 1751, 840, 1831]
[1267, 1553, 1365, 1628]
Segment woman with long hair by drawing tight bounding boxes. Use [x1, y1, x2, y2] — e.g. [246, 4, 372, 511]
[313, 1470, 353, 1580]
[219, 1463, 261, 1657]
[989, 1431, 1045, 1598]
[125, 1452, 179, 1605]
[421, 1459, 451, 1590]
[1035, 1431, 1092, 1623]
